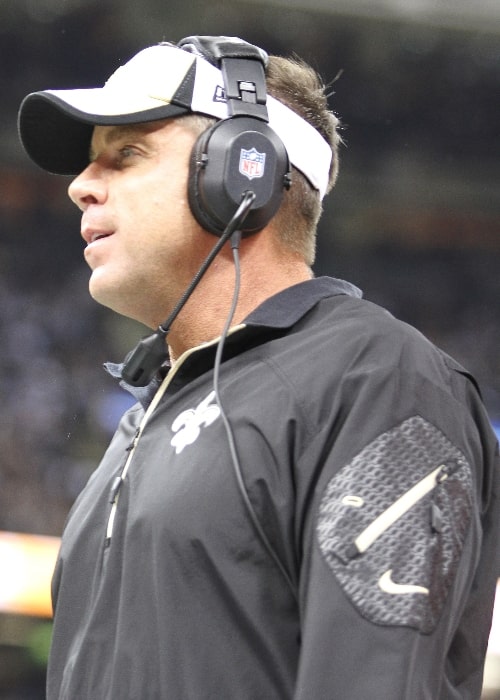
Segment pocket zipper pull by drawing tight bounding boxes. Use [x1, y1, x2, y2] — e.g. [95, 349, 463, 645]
[430, 501, 443, 533]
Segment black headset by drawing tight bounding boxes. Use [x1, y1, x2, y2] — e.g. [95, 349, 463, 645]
[177, 36, 292, 238]
[122, 37, 293, 388]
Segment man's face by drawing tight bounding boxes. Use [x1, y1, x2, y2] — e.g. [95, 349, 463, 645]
[68, 119, 209, 328]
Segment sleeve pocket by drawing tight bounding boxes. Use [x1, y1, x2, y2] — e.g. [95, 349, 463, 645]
[316, 415, 473, 633]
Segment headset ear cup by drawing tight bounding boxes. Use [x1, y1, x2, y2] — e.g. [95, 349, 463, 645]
[188, 117, 290, 238]
[188, 126, 221, 236]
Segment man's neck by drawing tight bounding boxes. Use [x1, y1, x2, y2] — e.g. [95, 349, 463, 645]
[166, 239, 312, 362]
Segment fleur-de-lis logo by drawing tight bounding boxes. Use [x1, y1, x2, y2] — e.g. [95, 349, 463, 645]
[170, 391, 221, 454]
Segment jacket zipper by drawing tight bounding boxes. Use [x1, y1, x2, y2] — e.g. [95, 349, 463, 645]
[105, 428, 140, 546]
[104, 325, 247, 547]
[348, 461, 457, 558]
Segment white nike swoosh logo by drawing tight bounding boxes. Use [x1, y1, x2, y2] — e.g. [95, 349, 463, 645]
[378, 569, 430, 596]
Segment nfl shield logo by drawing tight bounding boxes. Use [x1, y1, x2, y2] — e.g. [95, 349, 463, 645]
[239, 147, 266, 180]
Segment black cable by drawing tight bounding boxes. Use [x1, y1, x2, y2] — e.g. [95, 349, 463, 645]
[212, 231, 297, 602]
[158, 193, 255, 336]
[122, 191, 256, 387]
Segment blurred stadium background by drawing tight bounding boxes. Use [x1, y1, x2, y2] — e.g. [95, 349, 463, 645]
[0, 0, 499, 696]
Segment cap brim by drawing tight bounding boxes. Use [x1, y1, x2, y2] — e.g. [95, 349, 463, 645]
[18, 92, 189, 176]
[18, 43, 332, 196]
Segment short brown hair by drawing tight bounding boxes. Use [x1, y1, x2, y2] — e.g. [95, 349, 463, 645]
[266, 54, 341, 265]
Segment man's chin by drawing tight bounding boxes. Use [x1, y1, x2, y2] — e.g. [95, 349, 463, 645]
[88, 277, 152, 326]
[88, 275, 122, 313]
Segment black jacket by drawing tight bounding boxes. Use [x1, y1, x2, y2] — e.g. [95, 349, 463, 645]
[47, 277, 500, 699]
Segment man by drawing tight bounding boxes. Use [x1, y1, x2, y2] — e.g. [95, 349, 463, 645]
[18, 35, 499, 699]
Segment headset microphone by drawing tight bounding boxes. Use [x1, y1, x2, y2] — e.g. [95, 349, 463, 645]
[121, 191, 255, 387]
[123, 37, 290, 387]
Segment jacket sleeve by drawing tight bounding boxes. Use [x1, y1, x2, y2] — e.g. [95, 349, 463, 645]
[292, 352, 500, 699]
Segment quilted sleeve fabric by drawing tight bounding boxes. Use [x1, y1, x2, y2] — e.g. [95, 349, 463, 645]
[316, 415, 473, 633]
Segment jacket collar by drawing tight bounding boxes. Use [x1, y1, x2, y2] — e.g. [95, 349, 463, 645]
[106, 277, 362, 406]
[243, 276, 361, 329]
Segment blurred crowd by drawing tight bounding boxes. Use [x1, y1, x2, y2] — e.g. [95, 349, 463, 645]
[0, 1, 498, 538]
[0, 170, 136, 535]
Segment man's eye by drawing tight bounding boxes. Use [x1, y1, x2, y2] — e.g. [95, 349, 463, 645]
[119, 146, 136, 159]
[113, 146, 138, 165]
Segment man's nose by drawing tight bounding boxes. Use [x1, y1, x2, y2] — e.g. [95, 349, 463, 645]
[67, 162, 107, 211]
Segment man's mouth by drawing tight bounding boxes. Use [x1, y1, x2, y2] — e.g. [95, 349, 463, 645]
[91, 232, 113, 242]
[84, 230, 114, 244]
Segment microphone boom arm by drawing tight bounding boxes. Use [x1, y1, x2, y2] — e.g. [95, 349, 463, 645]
[121, 190, 256, 387]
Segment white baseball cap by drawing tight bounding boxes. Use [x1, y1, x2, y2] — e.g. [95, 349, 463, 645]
[18, 41, 333, 198]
